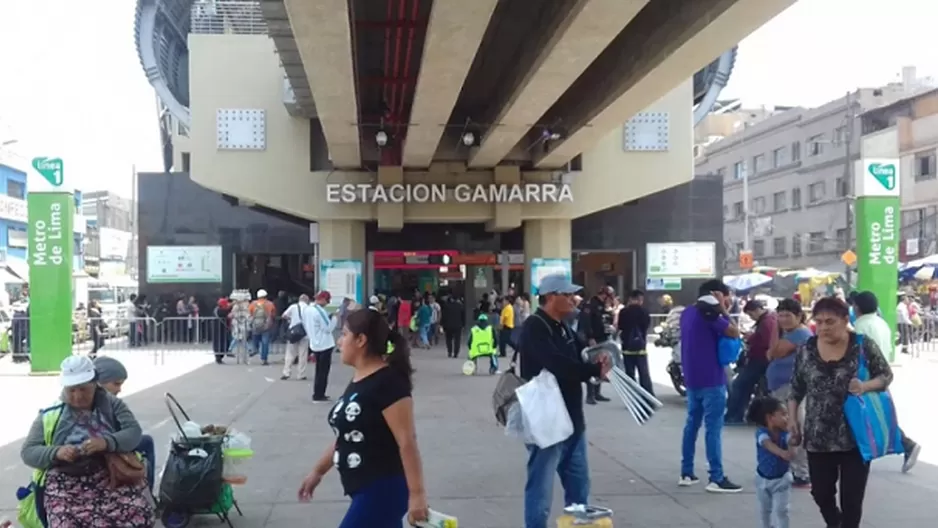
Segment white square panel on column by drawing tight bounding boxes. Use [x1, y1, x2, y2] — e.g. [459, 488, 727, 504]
[623, 112, 670, 152]
[216, 109, 267, 150]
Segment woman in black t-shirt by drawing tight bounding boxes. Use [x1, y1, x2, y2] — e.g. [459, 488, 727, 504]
[298, 308, 429, 527]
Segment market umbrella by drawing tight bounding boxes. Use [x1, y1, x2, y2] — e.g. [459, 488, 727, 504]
[724, 272, 773, 292]
[913, 266, 937, 281]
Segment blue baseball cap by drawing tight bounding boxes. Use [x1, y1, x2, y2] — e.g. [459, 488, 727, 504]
[537, 274, 582, 295]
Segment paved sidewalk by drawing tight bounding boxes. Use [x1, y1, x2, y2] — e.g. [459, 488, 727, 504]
[1, 346, 937, 527]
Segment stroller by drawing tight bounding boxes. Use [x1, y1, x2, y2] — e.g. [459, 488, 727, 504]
[158, 393, 249, 528]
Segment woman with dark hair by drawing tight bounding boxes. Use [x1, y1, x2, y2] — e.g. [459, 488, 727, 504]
[788, 297, 893, 528]
[766, 298, 811, 487]
[298, 308, 429, 527]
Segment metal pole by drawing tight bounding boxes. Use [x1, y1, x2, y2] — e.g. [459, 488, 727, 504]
[741, 123, 750, 251]
[843, 92, 855, 287]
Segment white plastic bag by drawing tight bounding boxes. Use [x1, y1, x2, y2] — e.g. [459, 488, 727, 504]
[514, 370, 574, 448]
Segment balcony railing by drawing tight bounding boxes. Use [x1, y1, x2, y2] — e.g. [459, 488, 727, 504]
[190, 0, 267, 35]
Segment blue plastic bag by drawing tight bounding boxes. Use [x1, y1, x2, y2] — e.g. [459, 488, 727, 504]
[844, 336, 904, 462]
[717, 337, 741, 367]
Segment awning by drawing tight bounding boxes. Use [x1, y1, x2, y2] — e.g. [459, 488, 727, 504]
[0, 267, 25, 284]
[5, 257, 28, 282]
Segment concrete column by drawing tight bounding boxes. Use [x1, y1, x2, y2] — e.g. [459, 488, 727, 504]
[318, 219, 366, 262]
[523, 219, 572, 294]
[377, 165, 404, 231]
[486, 165, 522, 231]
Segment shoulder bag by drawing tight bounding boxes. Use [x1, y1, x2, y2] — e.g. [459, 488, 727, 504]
[843, 334, 904, 462]
[287, 304, 307, 343]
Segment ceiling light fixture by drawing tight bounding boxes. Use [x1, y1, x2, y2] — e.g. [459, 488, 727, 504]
[461, 131, 477, 147]
[375, 130, 388, 147]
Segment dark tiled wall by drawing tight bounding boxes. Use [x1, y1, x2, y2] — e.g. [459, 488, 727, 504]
[137, 172, 311, 300]
[571, 175, 725, 307]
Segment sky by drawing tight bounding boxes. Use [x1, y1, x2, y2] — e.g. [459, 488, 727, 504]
[0, 0, 936, 198]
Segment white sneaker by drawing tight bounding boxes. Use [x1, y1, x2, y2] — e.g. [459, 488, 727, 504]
[678, 475, 700, 486]
[902, 443, 922, 474]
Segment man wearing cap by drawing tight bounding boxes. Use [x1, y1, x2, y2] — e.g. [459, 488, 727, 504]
[249, 289, 276, 365]
[304, 291, 337, 402]
[724, 299, 776, 424]
[518, 274, 612, 528]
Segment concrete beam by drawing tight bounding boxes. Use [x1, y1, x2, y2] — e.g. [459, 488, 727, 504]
[401, 0, 498, 168]
[283, 0, 361, 168]
[467, 0, 648, 169]
[535, 0, 795, 168]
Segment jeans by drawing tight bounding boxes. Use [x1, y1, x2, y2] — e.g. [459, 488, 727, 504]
[756, 472, 792, 528]
[338, 473, 408, 528]
[807, 450, 870, 528]
[312, 347, 334, 399]
[525, 432, 590, 528]
[251, 332, 271, 362]
[418, 323, 430, 347]
[622, 353, 654, 396]
[726, 358, 768, 422]
[136, 434, 156, 491]
[681, 386, 726, 483]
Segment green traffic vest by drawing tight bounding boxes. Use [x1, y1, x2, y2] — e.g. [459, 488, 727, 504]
[35, 403, 65, 485]
[469, 326, 495, 359]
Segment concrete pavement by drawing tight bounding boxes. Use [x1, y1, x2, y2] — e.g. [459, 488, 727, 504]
[0, 345, 936, 527]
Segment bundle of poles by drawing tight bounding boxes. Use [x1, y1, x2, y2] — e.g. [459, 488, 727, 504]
[583, 341, 664, 425]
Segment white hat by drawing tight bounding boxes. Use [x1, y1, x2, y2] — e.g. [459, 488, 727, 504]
[60, 356, 96, 387]
[370, 295, 379, 304]
[257, 289, 268, 299]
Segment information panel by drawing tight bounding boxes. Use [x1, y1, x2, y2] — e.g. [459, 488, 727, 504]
[646, 242, 716, 278]
[319, 259, 363, 307]
[147, 245, 223, 283]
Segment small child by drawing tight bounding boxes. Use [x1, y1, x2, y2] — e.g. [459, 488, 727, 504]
[746, 397, 798, 528]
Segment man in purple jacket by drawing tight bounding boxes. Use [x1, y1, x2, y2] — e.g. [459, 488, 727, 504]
[679, 279, 743, 493]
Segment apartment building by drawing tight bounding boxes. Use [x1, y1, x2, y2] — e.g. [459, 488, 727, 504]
[859, 88, 938, 260]
[696, 69, 933, 272]
[81, 190, 137, 278]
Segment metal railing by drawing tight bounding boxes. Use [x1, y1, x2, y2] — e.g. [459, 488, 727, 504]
[0, 316, 300, 367]
[190, 0, 267, 35]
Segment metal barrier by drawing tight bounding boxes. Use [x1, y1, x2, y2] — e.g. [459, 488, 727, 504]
[1, 316, 292, 366]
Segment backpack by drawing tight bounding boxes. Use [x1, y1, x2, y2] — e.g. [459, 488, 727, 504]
[251, 302, 270, 333]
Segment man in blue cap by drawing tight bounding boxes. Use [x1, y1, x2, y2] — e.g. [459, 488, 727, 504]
[517, 273, 612, 528]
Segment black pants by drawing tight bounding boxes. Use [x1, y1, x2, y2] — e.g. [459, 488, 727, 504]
[312, 347, 334, 399]
[444, 328, 461, 357]
[622, 354, 654, 396]
[807, 449, 870, 528]
[498, 328, 513, 357]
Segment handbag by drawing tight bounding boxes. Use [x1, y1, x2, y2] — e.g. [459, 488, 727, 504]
[843, 335, 904, 462]
[287, 305, 307, 343]
[105, 452, 146, 488]
[718, 336, 742, 367]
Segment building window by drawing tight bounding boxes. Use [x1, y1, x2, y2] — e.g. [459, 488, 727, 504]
[773, 236, 787, 255]
[7, 227, 27, 248]
[182, 152, 191, 172]
[751, 196, 766, 215]
[833, 126, 846, 146]
[753, 154, 766, 173]
[915, 152, 936, 181]
[753, 239, 766, 258]
[6, 180, 25, 200]
[836, 228, 849, 249]
[808, 231, 826, 253]
[733, 201, 744, 220]
[808, 181, 826, 204]
[791, 141, 801, 162]
[835, 176, 847, 197]
[791, 187, 801, 209]
[808, 134, 824, 156]
[733, 160, 748, 180]
[772, 147, 788, 168]
[735, 242, 744, 255]
[772, 191, 786, 212]
[792, 234, 802, 255]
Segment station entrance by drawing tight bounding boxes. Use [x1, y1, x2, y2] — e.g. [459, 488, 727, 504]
[369, 251, 525, 301]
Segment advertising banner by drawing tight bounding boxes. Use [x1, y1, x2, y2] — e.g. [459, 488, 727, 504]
[319, 259, 363, 308]
[27, 156, 74, 374]
[855, 158, 900, 362]
[529, 258, 572, 296]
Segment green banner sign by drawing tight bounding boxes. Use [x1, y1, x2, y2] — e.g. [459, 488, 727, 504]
[855, 158, 900, 362]
[27, 157, 74, 374]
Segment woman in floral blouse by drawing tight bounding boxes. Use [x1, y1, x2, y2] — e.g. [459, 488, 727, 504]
[788, 297, 893, 528]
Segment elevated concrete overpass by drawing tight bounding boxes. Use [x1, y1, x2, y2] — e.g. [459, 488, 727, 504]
[136, 0, 794, 290]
